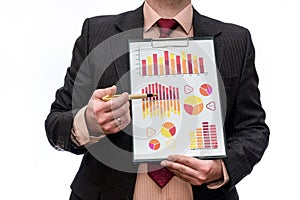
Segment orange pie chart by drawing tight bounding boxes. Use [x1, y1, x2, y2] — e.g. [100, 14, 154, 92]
[149, 139, 160, 150]
[199, 84, 213, 96]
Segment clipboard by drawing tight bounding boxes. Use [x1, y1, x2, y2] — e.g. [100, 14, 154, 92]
[128, 37, 227, 162]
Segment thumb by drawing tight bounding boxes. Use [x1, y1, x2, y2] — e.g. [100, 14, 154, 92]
[93, 85, 117, 99]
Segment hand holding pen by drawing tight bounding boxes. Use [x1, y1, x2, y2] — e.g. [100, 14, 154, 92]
[84, 86, 131, 135]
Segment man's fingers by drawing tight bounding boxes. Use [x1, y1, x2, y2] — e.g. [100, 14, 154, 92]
[93, 85, 117, 100]
[88, 86, 131, 134]
[93, 99, 129, 121]
[161, 160, 202, 185]
[92, 86, 129, 113]
[167, 155, 200, 170]
[110, 92, 130, 110]
[161, 160, 195, 176]
[99, 93, 129, 115]
[100, 115, 131, 134]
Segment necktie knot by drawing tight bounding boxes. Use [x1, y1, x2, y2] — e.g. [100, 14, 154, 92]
[156, 18, 179, 38]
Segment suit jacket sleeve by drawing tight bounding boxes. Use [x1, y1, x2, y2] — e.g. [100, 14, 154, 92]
[222, 29, 270, 190]
[45, 19, 91, 154]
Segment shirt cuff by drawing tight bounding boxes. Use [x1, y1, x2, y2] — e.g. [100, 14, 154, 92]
[71, 106, 105, 146]
[207, 161, 230, 190]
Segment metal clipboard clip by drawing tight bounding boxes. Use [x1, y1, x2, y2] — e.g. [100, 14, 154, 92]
[151, 37, 189, 48]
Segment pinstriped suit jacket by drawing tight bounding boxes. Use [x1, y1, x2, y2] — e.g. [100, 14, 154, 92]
[45, 5, 269, 200]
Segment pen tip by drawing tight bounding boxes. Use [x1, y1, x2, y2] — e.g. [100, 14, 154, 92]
[147, 94, 158, 97]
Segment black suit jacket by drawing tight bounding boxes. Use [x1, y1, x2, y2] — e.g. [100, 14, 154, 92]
[45, 5, 269, 200]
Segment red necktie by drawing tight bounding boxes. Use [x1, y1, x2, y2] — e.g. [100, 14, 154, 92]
[147, 18, 179, 188]
[148, 163, 174, 188]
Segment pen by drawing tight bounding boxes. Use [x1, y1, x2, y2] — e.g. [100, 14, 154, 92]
[101, 93, 158, 101]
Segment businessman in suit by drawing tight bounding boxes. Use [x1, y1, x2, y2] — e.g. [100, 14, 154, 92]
[45, 0, 270, 199]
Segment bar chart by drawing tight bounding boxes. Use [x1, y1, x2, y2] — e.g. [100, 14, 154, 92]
[141, 82, 181, 118]
[141, 51, 205, 76]
[189, 122, 218, 150]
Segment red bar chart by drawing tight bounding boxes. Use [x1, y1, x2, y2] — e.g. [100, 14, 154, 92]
[141, 83, 181, 118]
[141, 51, 205, 76]
[189, 122, 218, 150]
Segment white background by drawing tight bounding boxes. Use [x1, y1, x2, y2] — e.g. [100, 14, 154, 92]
[0, 0, 299, 199]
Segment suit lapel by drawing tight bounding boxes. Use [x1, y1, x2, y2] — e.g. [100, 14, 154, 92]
[109, 6, 144, 93]
[193, 9, 224, 70]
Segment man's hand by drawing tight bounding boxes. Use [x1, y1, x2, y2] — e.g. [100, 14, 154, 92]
[161, 155, 223, 186]
[85, 85, 131, 135]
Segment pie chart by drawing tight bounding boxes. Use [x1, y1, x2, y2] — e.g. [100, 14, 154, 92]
[149, 139, 160, 150]
[184, 96, 204, 115]
[160, 122, 176, 138]
[199, 84, 213, 96]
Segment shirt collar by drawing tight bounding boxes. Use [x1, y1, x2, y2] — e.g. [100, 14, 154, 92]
[143, 2, 193, 35]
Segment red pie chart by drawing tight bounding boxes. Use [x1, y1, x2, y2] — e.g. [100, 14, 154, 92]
[184, 96, 204, 115]
[199, 84, 213, 96]
[149, 139, 160, 150]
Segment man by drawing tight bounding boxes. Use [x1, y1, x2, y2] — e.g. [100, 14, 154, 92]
[45, 0, 270, 199]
